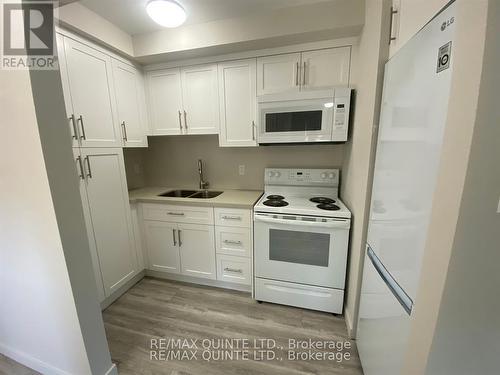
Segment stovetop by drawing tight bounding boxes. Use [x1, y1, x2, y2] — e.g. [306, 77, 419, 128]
[255, 194, 351, 218]
[254, 168, 351, 219]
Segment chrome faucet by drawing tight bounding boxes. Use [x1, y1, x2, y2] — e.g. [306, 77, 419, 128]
[197, 159, 209, 190]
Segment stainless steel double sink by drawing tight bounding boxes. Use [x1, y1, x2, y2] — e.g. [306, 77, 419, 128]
[158, 189, 223, 199]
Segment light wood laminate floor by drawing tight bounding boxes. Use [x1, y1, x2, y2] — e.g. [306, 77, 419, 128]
[103, 277, 363, 375]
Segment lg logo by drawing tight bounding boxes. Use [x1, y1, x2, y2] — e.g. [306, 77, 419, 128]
[441, 17, 455, 31]
[3, 1, 54, 55]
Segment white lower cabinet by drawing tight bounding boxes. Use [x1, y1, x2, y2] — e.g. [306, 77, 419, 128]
[144, 220, 181, 274]
[73, 148, 137, 301]
[216, 255, 251, 285]
[178, 223, 216, 279]
[141, 204, 252, 288]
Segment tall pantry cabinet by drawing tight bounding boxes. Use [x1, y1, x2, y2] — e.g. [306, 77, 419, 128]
[57, 32, 142, 303]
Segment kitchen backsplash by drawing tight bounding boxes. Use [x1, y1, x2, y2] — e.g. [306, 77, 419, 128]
[124, 135, 344, 190]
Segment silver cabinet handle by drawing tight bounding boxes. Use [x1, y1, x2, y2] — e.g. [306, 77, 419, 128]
[84, 156, 92, 178]
[389, 6, 398, 44]
[252, 120, 256, 140]
[302, 61, 306, 86]
[172, 229, 177, 246]
[121, 121, 128, 142]
[78, 115, 86, 140]
[178, 230, 182, 247]
[183, 110, 187, 130]
[224, 267, 243, 273]
[223, 240, 242, 245]
[295, 62, 299, 86]
[167, 212, 185, 216]
[222, 215, 242, 220]
[76, 156, 84, 180]
[178, 110, 182, 131]
[69, 114, 78, 140]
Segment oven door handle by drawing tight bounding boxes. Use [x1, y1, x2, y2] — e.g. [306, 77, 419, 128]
[254, 215, 350, 229]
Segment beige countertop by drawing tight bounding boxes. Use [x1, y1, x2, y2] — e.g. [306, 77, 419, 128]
[128, 187, 263, 209]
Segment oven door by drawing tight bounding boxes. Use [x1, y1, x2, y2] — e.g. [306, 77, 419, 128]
[257, 97, 334, 144]
[254, 213, 350, 289]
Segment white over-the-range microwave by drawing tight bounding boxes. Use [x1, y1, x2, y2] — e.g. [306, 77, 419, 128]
[257, 88, 352, 144]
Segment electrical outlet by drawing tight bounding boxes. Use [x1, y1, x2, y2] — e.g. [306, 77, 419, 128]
[238, 165, 245, 176]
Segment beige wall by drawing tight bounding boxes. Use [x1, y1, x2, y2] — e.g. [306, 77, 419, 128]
[125, 135, 345, 191]
[341, 0, 390, 337]
[0, 55, 92, 375]
[133, 0, 364, 63]
[57, 2, 134, 57]
[402, 0, 491, 373]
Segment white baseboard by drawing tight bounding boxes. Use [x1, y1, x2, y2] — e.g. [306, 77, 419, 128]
[0, 343, 118, 375]
[146, 270, 252, 293]
[0, 342, 73, 375]
[101, 270, 145, 310]
[344, 306, 356, 339]
[105, 363, 118, 375]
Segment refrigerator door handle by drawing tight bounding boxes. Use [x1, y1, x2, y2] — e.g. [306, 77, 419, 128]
[367, 245, 413, 316]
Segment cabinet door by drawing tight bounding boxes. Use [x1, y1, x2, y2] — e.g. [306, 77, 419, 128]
[80, 148, 137, 296]
[301, 47, 351, 90]
[72, 149, 106, 302]
[218, 59, 257, 147]
[256, 53, 301, 95]
[143, 220, 181, 274]
[181, 64, 220, 134]
[178, 223, 216, 280]
[147, 68, 183, 135]
[112, 59, 148, 147]
[56, 34, 80, 147]
[64, 38, 121, 147]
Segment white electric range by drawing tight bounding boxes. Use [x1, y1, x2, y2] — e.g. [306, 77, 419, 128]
[253, 168, 351, 314]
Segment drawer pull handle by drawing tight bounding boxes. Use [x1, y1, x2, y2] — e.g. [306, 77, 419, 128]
[224, 240, 242, 245]
[167, 212, 185, 216]
[222, 215, 241, 220]
[224, 267, 243, 273]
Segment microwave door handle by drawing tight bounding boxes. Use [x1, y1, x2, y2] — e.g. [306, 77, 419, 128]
[254, 215, 350, 229]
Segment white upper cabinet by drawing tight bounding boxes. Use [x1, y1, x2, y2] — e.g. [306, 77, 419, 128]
[148, 68, 183, 135]
[257, 53, 301, 95]
[80, 148, 137, 296]
[301, 47, 350, 90]
[257, 47, 351, 95]
[218, 59, 257, 147]
[389, 0, 450, 58]
[180, 64, 220, 134]
[63, 37, 121, 147]
[112, 59, 148, 147]
[147, 64, 219, 135]
[56, 34, 79, 147]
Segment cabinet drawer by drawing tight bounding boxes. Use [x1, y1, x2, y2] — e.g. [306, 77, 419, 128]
[215, 226, 252, 258]
[216, 255, 251, 285]
[142, 203, 214, 225]
[214, 208, 251, 227]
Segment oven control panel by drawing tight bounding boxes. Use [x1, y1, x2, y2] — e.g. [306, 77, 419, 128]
[265, 168, 339, 186]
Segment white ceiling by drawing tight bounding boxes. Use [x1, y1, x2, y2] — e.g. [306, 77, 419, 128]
[79, 0, 333, 36]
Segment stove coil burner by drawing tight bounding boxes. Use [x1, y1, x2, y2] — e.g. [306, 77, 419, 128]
[310, 197, 336, 204]
[266, 195, 285, 200]
[317, 203, 340, 211]
[263, 200, 289, 207]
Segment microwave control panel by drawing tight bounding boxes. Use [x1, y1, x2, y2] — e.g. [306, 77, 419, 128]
[332, 92, 351, 141]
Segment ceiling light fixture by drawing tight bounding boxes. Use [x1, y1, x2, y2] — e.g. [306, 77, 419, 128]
[146, 0, 187, 28]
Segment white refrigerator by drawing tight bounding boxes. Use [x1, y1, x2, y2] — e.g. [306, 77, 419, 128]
[357, 3, 456, 374]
